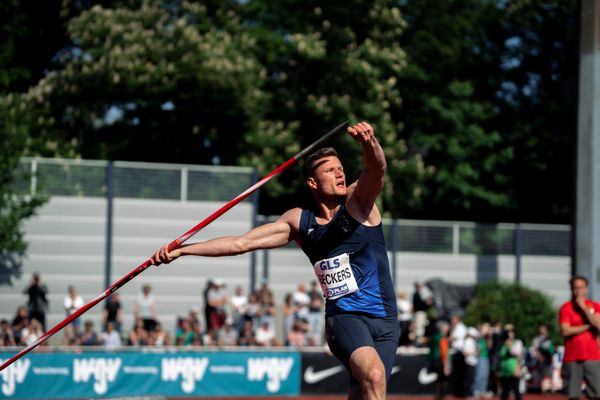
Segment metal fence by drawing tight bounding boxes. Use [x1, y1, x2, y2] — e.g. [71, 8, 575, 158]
[18, 157, 255, 202]
[383, 219, 571, 256]
[18, 157, 571, 256]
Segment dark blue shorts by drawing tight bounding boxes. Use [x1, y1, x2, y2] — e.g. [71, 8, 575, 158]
[325, 313, 399, 387]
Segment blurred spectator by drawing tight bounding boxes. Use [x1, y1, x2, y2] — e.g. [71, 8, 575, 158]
[135, 284, 158, 332]
[21, 318, 43, 346]
[450, 313, 468, 397]
[128, 318, 149, 346]
[245, 292, 262, 327]
[428, 320, 450, 400]
[473, 323, 492, 398]
[257, 282, 276, 331]
[11, 306, 29, 345]
[175, 318, 199, 346]
[100, 321, 122, 350]
[238, 320, 256, 346]
[202, 329, 217, 346]
[256, 279, 274, 304]
[287, 320, 308, 348]
[282, 293, 297, 345]
[412, 281, 433, 343]
[187, 308, 202, 337]
[488, 320, 505, 395]
[307, 280, 324, 346]
[292, 283, 310, 321]
[497, 324, 524, 400]
[463, 327, 480, 398]
[0, 319, 16, 346]
[204, 279, 227, 333]
[23, 272, 48, 330]
[217, 318, 239, 346]
[149, 322, 169, 347]
[530, 323, 554, 393]
[102, 293, 123, 334]
[63, 285, 84, 345]
[80, 320, 100, 346]
[255, 320, 280, 347]
[396, 291, 413, 347]
[229, 285, 248, 331]
[559, 275, 600, 400]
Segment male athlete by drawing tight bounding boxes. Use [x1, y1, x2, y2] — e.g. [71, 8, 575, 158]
[151, 121, 398, 400]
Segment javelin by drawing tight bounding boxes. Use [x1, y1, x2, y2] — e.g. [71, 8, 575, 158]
[0, 120, 349, 371]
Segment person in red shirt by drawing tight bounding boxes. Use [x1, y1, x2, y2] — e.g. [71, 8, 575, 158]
[559, 275, 600, 399]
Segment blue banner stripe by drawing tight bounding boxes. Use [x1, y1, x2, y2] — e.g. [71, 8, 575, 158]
[0, 351, 301, 398]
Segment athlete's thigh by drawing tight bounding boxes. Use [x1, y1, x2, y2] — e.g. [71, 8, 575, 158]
[325, 313, 374, 370]
[371, 317, 399, 381]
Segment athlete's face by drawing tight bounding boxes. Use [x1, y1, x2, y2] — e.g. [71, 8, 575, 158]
[307, 156, 346, 197]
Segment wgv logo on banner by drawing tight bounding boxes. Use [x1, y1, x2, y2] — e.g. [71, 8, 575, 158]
[0, 359, 30, 396]
[247, 357, 293, 392]
[73, 357, 121, 395]
[161, 357, 209, 393]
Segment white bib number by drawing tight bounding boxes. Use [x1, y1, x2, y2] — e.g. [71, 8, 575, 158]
[313, 253, 359, 300]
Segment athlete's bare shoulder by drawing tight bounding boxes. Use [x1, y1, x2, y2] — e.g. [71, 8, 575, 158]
[278, 207, 302, 231]
[276, 207, 302, 243]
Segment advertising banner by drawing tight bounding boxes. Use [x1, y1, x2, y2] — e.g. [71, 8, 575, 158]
[301, 351, 436, 395]
[0, 351, 300, 399]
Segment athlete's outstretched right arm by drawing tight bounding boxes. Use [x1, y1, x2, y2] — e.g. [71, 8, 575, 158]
[150, 208, 301, 266]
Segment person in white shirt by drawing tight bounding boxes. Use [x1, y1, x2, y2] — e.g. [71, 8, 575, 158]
[450, 313, 468, 397]
[135, 284, 159, 332]
[255, 320, 280, 346]
[21, 318, 43, 346]
[217, 318, 239, 346]
[463, 327, 480, 397]
[100, 321, 122, 350]
[63, 285, 84, 344]
[292, 283, 311, 321]
[396, 291, 413, 346]
[229, 285, 248, 331]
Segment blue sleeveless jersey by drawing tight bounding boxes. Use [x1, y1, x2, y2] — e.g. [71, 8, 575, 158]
[299, 205, 397, 318]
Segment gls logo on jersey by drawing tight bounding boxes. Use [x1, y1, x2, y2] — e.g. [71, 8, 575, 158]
[313, 253, 359, 300]
[247, 357, 293, 392]
[0, 359, 30, 396]
[73, 357, 121, 395]
[161, 357, 209, 393]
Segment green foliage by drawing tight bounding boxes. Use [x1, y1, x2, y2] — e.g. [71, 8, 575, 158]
[239, 0, 426, 214]
[8, 0, 268, 165]
[398, 0, 515, 220]
[397, 0, 576, 222]
[464, 281, 559, 344]
[1, 0, 578, 221]
[0, 98, 47, 284]
[493, 0, 578, 223]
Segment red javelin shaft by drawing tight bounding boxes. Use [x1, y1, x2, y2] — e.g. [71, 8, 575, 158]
[0, 120, 348, 372]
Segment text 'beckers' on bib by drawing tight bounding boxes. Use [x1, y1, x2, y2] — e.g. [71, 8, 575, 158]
[312, 253, 359, 300]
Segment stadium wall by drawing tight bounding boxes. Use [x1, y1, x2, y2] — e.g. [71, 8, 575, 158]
[0, 196, 571, 344]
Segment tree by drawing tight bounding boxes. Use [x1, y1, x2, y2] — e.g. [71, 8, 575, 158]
[0, 0, 58, 284]
[6, 0, 269, 166]
[398, 0, 516, 221]
[464, 282, 559, 344]
[3, 0, 578, 222]
[397, 0, 577, 223]
[6, 0, 426, 216]
[239, 0, 426, 215]
[0, 98, 46, 285]
[492, 0, 578, 223]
